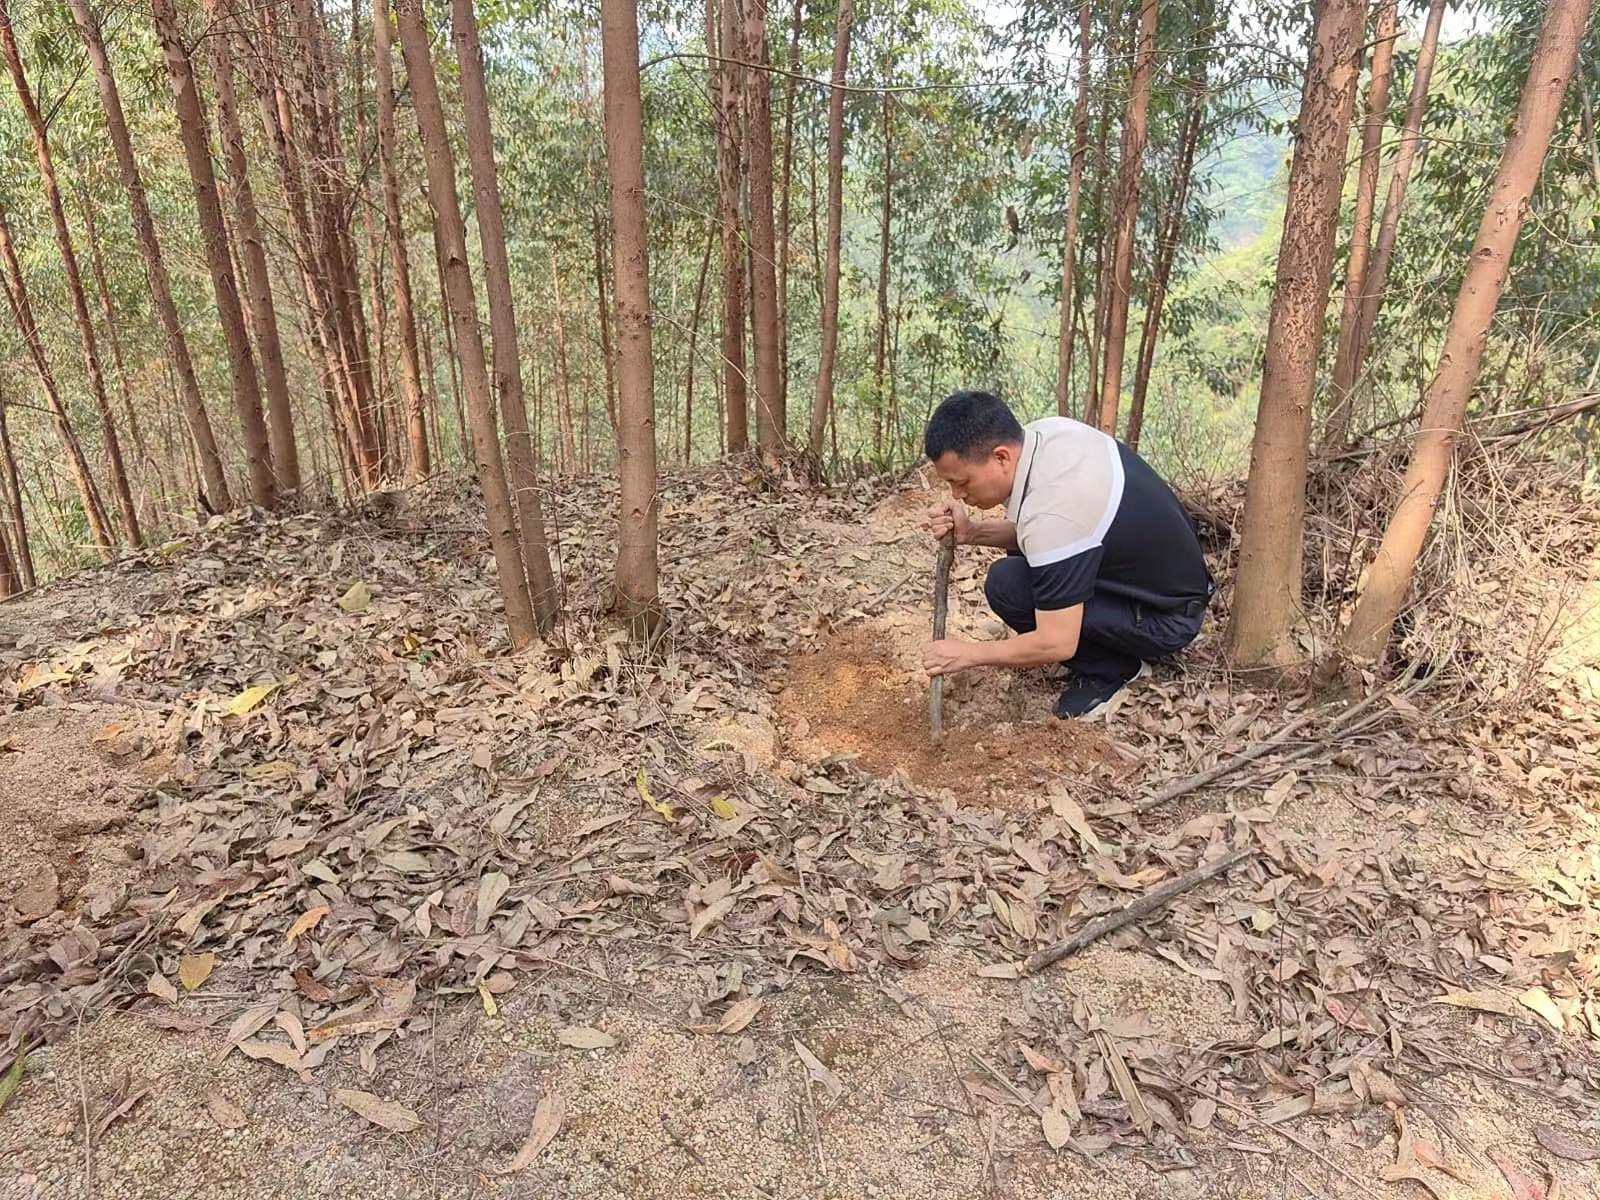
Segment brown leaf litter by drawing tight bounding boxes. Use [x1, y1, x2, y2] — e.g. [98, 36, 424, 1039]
[0, 452, 1596, 1198]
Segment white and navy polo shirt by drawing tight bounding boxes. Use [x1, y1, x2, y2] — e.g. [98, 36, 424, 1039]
[1005, 417, 1211, 612]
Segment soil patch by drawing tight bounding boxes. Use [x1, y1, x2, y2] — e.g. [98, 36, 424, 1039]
[0, 704, 159, 912]
[776, 626, 1125, 803]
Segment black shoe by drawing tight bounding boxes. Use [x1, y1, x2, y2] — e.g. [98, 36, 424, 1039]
[1053, 662, 1149, 719]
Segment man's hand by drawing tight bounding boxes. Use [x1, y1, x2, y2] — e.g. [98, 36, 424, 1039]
[923, 638, 976, 677]
[926, 500, 972, 546]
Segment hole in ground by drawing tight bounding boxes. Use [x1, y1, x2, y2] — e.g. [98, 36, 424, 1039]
[775, 626, 1129, 806]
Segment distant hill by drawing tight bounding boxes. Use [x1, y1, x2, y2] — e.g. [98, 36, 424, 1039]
[1202, 120, 1291, 250]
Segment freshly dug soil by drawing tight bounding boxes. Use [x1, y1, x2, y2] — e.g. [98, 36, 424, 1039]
[776, 627, 1127, 805]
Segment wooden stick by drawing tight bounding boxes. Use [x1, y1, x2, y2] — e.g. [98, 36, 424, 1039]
[929, 531, 955, 740]
[1132, 711, 1320, 813]
[1132, 666, 1420, 814]
[1022, 845, 1256, 974]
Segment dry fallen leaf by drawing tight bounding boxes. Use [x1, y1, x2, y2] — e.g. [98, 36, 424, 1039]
[284, 905, 331, 945]
[205, 1092, 247, 1130]
[1435, 989, 1519, 1017]
[555, 1026, 616, 1050]
[501, 1093, 564, 1173]
[690, 894, 736, 941]
[716, 997, 763, 1035]
[338, 581, 372, 613]
[1488, 1148, 1548, 1200]
[475, 871, 510, 934]
[636, 766, 674, 822]
[793, 1038, 844, 1100]
[1049, 790, 1103, 854]
[237, 1039, 310, 1082]
[1534, 1125, 1598, 1162]
[178, 953, 216, 992]
[1040, 1103, 1073, 1149]
[335, 1087, 421, 1133]
[226, 680, 284, 717]
[147, 973, 178, 1005]
[1517, 987, 1565, 1032]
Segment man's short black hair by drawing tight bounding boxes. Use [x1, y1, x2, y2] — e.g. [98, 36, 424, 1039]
[923, 390, 1024, 462]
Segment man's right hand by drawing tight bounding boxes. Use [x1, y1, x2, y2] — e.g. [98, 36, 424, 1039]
[927, 500, 972, 546]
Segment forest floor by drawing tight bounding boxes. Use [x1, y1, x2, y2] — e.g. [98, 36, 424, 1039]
[0, 458, 1597, 1200]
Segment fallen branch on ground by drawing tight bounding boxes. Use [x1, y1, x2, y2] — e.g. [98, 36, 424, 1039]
[1022, 845, 1257, 975]
[1133, 663, 1423, 814]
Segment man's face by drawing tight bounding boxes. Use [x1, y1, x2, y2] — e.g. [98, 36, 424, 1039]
[931, 444, 1017, 511]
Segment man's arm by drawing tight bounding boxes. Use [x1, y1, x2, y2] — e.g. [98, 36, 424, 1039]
[924, 604, 1082, 675]
[927, 501, 1019, 552]
[965, 518, 1020, 552]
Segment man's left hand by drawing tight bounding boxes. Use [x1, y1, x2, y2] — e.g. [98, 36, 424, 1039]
[923, 639, 974, 678]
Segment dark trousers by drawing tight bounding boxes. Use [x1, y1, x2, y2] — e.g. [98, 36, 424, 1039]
[984, 555, 1207, 685]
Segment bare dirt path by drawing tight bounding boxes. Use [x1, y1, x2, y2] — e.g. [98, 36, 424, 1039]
[2, 465, 1596, 1199]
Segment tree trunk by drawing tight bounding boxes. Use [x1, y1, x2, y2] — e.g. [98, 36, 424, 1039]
[1094, 0, 1158, 438]
[0, 509, 17, 597]
[352, 6, 399, 472]
[289, 0, 383, 487]
[0, 384, 33, 589]
[1338, 0, 1448, 445]
[776, 0, 803, 397]
[1128, 19, 1212, 450]
[1, 0, 142, 547]
[426, 205, 469, 465]
[79, 190, 154, 524]
[549, 255, 579, 474]
[1056, 0, 1092, 418]
[67, 0, 232, 514]
[1082, 86, 1115, 426]
[151, 0, 277, 509]
[1227, 0, 1368, 668]
[592, 216, 620, 438]
[709, 0, 748, 453]
[601, 0, 662, 637]
[807, 0, 853, 453]
[420, 320, 444, 466]
[395, 0, 537, 648]
[0, 202, 115, 561]
[204, 0, 301, 497]
[686, 225, 716, 463]
[745, 0, 784, 454]
[371, 0, 431, 480]
[873, 90, 894, 456]
[452, 0, 561, 634]
[1320, 0, 1398, 455]
[1342, 0, 1590, 660]
[248, 19, 368, 483]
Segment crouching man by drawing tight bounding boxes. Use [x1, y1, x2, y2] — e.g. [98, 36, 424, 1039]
[921, 390, 1212, 718]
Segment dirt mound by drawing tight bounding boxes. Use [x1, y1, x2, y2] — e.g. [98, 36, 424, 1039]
[775, 627, 1126, 804]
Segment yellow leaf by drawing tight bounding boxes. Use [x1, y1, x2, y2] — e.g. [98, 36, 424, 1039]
[1519, 986, 1565, 1031]
[478, 981, 499, 1018]
[709, 796, 737, 820]
[636, 766, 673, 823]
[158, 539, 187, 557]
[227, 681, 282, 717]
[338, 581, 372, 613]
[17, 663, 72, 695]
[284, 905, 331, 946]
[243, 760, 296, 782]
[178, 952, 216, 992]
